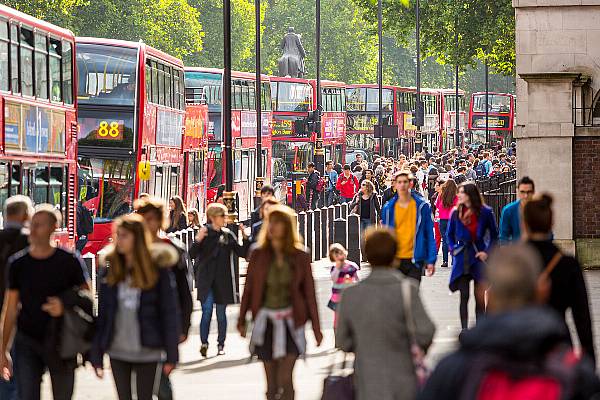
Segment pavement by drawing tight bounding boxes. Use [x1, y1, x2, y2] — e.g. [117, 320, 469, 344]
[42, 256, 600, 399]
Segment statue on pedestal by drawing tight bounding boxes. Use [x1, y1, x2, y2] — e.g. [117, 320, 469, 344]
[278, 27, 306, 78]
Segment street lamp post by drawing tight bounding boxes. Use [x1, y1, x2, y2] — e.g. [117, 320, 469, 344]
[454, 14, 460, 150]
[415, 0, 423, 154]
[254, 0, 264, 208]
[377, 0, 384, 157]
[314, 0, 324, 174]
[485, 58, 490, 145]
[223, 0, 237, 222]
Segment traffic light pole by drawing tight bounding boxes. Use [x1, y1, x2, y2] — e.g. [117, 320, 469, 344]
[377, 0, 384, 157]
[223, 0, 237, 223]
[254, 0, 264, 209]
[415, 0, 423, 154]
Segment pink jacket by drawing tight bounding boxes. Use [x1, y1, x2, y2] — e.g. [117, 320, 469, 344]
[436, 196, 458, 220]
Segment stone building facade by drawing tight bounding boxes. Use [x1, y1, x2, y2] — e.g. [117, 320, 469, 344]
[514, 0, 600, 267]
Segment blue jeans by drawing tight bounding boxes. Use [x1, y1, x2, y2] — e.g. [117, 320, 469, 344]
[341, 197, 353, 204]
[439, 219, 449, 264]
[200, 289, 227, 346]
[360, 218, 372, 232]
[325, 190, 335, 207]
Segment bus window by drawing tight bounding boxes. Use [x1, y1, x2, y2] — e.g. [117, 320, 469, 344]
[0, 21, 8, 92]
[49, 166, 65, 227]
[10, 163, 20, 196]
[234, 150, 242, 182]
[76, 43, 137, 106]
[165, 66, 172, 108]
[10, 24, 18, 93]
[49, 39, 62, 102]
[170, 165, 179, 196]
[62, 41, 73, 104]
[34, 33, 48, 99]
[207, 150, 223, 189]
[275, 82, 311, 112]
[346, 87, 366, 111]
[33, 165, 49, 205]
[20, 27, 34, 96]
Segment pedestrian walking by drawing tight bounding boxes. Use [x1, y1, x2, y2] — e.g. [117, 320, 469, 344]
[349, 180, 381, 231]
[499, 176, 535, 243]
[305, 162, 321, 210]
[523, 194, 596, 364]
[447, 182, 498, 330]
[251, 185, 276, 226]
[134, 197, 194, 400]
[436, 179, 458, 268]
[419, 244, 600, 400]
[0, 195, 32, 400]
[76, 200, 94, 252]
[190, 203, 249, 357]
[336, 228, 435, 400]
[249, 197, 280, 244]
[167, 196, 187, 233]
[1, 205, 90, 400]
[327, 243, 359, 328]
[324, 160, 339, 207]
[336, 165, 359, 203]
[238, 205, 322, 400]
[430, 178, 445, 253]
[91, 214, 180, 400]
[381, 171, 437, 285]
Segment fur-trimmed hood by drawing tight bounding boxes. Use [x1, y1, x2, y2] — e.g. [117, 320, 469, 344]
[99, 241, 179, 269]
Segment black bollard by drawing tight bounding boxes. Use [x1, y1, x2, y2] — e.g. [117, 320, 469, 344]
[313, 209, 321, 262]
[298, 212, 306, 245]
[306, 210, 314, 257]
[347, 214, 361, 265]
[334, 204, 342, 220]
[341, 202, 348, 220]
[333, 218, 347, 249]
[321, 207, 329, 259]
[328, 206, 335, 251]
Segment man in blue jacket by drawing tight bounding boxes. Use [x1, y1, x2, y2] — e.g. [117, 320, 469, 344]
[381, 170, 437, 286]
[499, 176, 535, 244]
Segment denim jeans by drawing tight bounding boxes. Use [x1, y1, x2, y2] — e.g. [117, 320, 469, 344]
[200, 289, 227, 346]
[360, 218, 372, 232]
[340, 197, 353, 204]
[325, 190, 335, 207]
[439, 219, 450, 264]
[14, 333, 75, 400]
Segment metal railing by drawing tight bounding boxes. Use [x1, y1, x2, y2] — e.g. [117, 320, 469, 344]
[475, 170, 517, 222]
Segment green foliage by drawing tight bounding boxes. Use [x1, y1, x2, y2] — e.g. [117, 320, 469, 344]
[260, 0, 379, 83]
[3, 0, 84, 26]
[352, 0, 515, 75]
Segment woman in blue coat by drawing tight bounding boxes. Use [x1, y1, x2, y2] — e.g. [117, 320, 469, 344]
[447, 182, 498, 330]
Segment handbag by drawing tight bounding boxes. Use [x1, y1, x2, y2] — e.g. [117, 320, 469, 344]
[59, 289, 95, 360]
[401, 279, 430, 387]
[321, 352, 354, 400]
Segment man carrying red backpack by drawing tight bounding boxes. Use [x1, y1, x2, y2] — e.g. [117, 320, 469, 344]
[419, 244, 600, 400]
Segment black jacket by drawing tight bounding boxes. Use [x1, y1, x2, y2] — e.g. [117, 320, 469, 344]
[91, 243, 181, 366]
[419, 307, 600, 400]
[0, 226, 29, 311]
[167, 211, 188, 233]
[190, 225, 249, 305]
[382, 187, 396, 208]
[528, 239, 596, 364]
[306, 171, 320, 192]
[162, 237, 193, 338]
[349, 193, 381, 223]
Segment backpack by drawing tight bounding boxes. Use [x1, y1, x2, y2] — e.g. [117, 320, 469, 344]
[316, 177, 326, 192]
[461, 345, 579, 400]
[77, 203, 94, 236]
[474, 163, 487, 178]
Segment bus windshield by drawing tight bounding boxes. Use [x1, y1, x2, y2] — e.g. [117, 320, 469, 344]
[272, 141, 314, 172]
[272, 82, 312, 112]
[185, 71, 222, 112]
[472, 94, 511, 114]
[78, 157, 135, 222]
[76, 43, 138, 106]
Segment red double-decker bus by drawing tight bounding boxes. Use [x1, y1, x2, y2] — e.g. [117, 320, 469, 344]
[182, 99, 209, 215]
[469, 92, 515, 148]
[308, 80, 346, 165]
[395, 87, 442, 156]
[184, 68, 272, 222]
[345, 84, 397, 161]
[439, 88, 467, 151]
[76, 38, 186, 253]
[0, 5, 78, 248]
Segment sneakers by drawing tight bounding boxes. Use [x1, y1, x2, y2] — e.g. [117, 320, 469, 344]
[200, 344, 208, 358]
[217, 345, 225, 356]
[441, 262, 448, 268]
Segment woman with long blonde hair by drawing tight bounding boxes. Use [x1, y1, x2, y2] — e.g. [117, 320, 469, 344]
[90, 214, 180, 400]
[238, 205, 322, 400]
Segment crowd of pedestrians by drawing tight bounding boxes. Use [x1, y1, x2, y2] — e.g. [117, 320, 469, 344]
[1, 142, 599, 400]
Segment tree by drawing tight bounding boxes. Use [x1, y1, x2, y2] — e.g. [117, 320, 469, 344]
[261, 0, 379, 84]
[352, 0, 515, 75]
[3, 0, 83, 27]
[186, 0, 263, 71]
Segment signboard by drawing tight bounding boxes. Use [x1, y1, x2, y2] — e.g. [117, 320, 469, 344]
[403, 113, 417, 131]
[271, 116, 309, 138]
[157, 110, 183, 147]
[4, 102, 65, 154]
[241, 111, 256, 138]
[471, 115, 510, 130]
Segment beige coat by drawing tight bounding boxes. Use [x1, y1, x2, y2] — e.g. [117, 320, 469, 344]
[335, 268, 436, 400]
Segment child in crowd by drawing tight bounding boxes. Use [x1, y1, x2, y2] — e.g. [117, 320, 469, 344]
[328, 243, 360, 328]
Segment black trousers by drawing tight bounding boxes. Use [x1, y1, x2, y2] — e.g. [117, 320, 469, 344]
[396, 258, 423, 286]
[110, 358, 161, 400]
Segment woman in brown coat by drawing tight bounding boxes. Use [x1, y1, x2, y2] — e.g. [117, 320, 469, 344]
[238, 205, 322, 400]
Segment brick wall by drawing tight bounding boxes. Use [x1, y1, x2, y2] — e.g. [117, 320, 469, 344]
[573, 137, 600, 238]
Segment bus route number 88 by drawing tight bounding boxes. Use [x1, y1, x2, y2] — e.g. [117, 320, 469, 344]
[97, 120, 122, 139]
